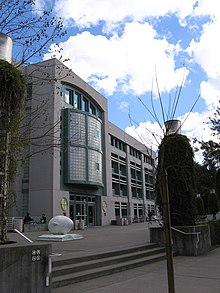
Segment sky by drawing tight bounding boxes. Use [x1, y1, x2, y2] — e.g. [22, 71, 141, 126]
[34, 0, 220, 163]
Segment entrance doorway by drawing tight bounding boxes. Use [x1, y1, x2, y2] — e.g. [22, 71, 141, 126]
[69, 194, 96, 226]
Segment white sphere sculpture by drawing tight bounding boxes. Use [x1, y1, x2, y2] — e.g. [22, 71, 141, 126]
[48, 215, 73, 235]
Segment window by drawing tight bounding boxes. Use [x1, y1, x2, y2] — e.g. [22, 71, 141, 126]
[110, 135, 126, 152]
[82, 97, 88, 112]
[121, 203, 127, 217]
[74, 91, 81, 109]
[65, 88, 74, 105]
[95, 129, 100, 138]
[89, 103, 96, 115]
[26, 83, 32, 99]
[115, 202, 120, 218]
[62, 84, 101, 119]
[96, 162, 100, 171]
[134, 204, 137, 217]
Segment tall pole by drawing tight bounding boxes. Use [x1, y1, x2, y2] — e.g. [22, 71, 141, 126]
[162, 169, 175, 293]
[159, 134, 175, 293]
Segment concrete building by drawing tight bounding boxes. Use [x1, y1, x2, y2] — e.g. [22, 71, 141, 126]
[12, 58, 156, 226]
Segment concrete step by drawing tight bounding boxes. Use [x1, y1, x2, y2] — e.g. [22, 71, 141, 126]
[52, 243, 159, 267]
[52, 244, 166, 289]
[52, 246, 165, 277]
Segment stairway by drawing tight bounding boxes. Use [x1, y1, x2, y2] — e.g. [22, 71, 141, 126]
[52, 243, 167, 289]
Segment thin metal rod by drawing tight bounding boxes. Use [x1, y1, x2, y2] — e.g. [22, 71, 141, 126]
[14, 228, 33, 243]
[162, 170, 175, 293]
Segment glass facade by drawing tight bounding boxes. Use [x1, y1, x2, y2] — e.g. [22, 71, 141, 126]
[88, 149, 102, 183]
[69, 146, 86, 181]
[69, 112, 86, 145]
[63, 108, 103, 186]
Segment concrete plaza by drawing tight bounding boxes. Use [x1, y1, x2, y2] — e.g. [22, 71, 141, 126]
[8, 222, 220, 293]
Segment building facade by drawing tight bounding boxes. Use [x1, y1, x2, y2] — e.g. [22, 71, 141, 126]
[13, 58, 156, 226]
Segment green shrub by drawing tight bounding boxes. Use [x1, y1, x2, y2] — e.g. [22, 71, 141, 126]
[156, 134, 196, 226]
[209, 219, 220, 245]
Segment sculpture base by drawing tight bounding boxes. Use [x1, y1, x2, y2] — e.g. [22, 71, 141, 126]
[37, 233, 83, 242]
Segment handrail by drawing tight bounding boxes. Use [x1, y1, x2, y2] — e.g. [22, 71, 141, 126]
[46, 252, 62, 287]
[171, 227, 201, 250]
[14, 228, 33, 243]
[171, 226, 201, 235]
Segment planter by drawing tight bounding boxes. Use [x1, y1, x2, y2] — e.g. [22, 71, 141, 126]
[150, 224, 211, 256]
[23, 223, 48, 232]
[0, 243, 52, 293]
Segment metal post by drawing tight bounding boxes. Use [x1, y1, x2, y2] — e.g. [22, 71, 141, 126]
[162, 170, 175, 293]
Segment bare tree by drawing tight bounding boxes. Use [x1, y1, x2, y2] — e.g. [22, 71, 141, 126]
[0, 0, 66, 66]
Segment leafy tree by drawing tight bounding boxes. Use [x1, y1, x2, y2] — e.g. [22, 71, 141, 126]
[195, 163, 216, 213]
[208, 191, 219, 220]
[0, 0, 66, 66]
[156, 134, 197, 226]
[198, 101, 220, 168]
[216, 169, 220, 208]
[195, 163, 216, 196]
[0, 60, 26, 243]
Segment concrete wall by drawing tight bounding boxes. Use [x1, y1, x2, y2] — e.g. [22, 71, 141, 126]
[0, 243, 52, 293]
[150, 225, 211, 256]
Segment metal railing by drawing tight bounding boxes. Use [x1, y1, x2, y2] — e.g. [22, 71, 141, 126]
[14, 228, 33, 243]
[46, 253, 62, 287]
[171, 227, 201, 248]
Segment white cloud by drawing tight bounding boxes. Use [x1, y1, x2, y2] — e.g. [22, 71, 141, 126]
[125, 121, 163, 152]
[179, 110, 217, 163]
[200, 80, 220, 108]
[186, 18, 220, 109]
[41, 0, 220, 163]
[44, 0, 220, 100]
[53, 0, 198, 28]
[33, 0, 52, 14]
[118, 101, 130, 112]
[45, 22, 187, 96]
[125, 112, 213, 163]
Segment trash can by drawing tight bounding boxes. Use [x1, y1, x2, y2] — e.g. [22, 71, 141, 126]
[116, 218, 123, 226]
[79, 220, 85, 230]
[13, 219, 23, 232]
[74, 220, 79, 230]
[124, 218, 128, 225]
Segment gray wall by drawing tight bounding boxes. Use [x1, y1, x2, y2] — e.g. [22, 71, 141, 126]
[0, 243, 52, 293]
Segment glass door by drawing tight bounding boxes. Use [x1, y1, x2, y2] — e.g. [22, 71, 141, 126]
[88, 204, 95, 226]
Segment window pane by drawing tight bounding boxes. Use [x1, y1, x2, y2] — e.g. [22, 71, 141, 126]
[74, 92, 81, 109]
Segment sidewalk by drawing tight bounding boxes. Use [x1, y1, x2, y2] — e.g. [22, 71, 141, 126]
[8, 222, 220, 293]
[10, 221, 153, 258]
[52, 246, 220, 293]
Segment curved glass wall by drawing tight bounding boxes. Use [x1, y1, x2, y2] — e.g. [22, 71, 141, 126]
[63, 107, 103, 186]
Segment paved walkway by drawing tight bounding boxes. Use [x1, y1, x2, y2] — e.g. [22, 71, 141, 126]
[8, 222, 220, 293]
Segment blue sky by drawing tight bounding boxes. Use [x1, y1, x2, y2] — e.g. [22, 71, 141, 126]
[33, 0, 220, 162]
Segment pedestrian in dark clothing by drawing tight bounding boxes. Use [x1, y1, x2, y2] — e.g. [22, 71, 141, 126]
[24, 212, 33, 224]
[40, 213, 46, 224]
[148, 211, 153, 223]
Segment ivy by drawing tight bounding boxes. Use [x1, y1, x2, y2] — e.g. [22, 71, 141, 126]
[0, 60, 26, 243]
[0, 60, 26, 130]
[156, 134, 197, 226]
